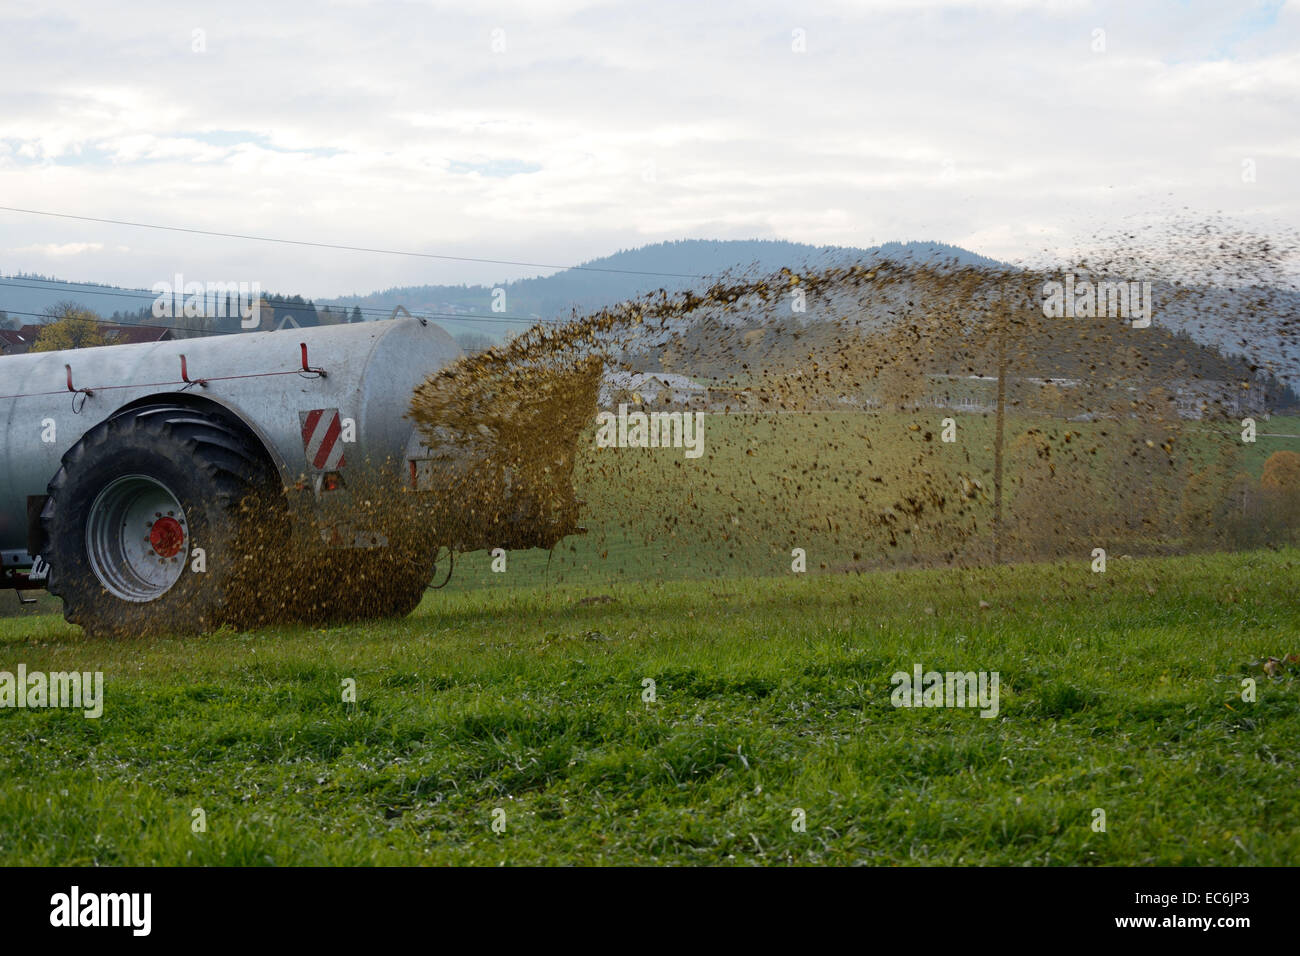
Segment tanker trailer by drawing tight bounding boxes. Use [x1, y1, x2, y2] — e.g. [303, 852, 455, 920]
[0, 316, 590, 636]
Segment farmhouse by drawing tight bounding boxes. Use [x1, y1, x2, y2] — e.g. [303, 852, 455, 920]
[600, 370, 705, 407]
[0, 329, 30, 355]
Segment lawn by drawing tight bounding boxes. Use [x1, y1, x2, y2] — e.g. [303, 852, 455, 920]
[1, 547, 1296, 865]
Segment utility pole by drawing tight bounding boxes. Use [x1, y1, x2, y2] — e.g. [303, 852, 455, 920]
[992, 297, 1008, 564]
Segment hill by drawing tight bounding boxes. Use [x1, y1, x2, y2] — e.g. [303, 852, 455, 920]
[320, 239, 1001, 338]
[3, 240, 1293, 388]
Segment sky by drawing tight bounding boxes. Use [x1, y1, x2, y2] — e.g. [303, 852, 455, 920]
[0, 0, 1296, 300]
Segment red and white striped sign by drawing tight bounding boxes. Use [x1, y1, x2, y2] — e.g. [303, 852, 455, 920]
[300, 408, 347, 471]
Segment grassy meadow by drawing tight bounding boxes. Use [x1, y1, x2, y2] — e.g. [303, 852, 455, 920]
[0, 410, 1297, 865]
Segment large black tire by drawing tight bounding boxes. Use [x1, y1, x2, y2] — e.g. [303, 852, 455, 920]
[43, 404, 281, 638]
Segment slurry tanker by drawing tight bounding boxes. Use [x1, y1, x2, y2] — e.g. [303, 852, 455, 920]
[0, 317, 587, 636]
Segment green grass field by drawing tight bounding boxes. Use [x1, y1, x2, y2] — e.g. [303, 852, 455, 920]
[1, 547, 1297, 865]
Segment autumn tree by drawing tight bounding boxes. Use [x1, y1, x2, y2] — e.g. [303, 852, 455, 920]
[1260, 450, 1300, 540]
[1261, 450, 1300, 491]
[30, 302, 106, 352]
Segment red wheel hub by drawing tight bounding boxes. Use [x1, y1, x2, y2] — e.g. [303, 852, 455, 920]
[149, 516, 185, 558]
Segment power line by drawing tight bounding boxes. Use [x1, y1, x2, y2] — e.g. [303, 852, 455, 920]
[0, 304, 559, 345]
[0, 297, 555, 330]
[0, 275, 559, 325]
[0, 205, 711, 280]
[0, 307, 238, 337]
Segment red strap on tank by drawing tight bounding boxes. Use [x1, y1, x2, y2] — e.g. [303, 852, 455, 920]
[300, 343, 326, 377]
[64, 364, 93, 396]
[179, 354, 207, 387]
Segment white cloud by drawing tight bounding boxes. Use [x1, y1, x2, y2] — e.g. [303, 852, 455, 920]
[0, 0, 1294, 296]
[9, 242, 106, 256]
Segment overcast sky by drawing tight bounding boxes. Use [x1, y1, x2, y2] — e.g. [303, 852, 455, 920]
[0, 0, 1296, 299]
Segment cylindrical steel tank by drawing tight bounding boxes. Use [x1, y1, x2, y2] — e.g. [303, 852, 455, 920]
[0, 317, 461, 559]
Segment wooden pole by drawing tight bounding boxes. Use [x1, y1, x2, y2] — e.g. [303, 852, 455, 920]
[992, 304, 1007, 564]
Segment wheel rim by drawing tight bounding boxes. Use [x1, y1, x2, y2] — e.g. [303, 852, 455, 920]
[85, 475, 189, 602]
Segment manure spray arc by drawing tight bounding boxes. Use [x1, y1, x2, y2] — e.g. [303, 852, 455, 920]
[0, 317, 594, 636]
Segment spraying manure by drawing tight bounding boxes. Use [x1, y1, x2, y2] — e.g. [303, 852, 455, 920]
[408, 217, 1299, 582]
[1, 217, 1294, 636]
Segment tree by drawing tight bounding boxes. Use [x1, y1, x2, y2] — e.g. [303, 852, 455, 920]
[1222, 472, 1264, 548]
[215, 293, 243, 334]
[1261, 450, 1300, 492]
[30, 302, 106, 352]
[350, 306, 364, 324]
[263, 294, 319, 328]
[1260, 450, 1300, 539]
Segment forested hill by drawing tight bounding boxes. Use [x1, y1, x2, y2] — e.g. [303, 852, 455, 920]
[322, 238, 1000, 325]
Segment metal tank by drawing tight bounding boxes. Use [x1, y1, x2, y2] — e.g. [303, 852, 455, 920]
[0, 316, 558, 635]
[2, 316, 457, 549]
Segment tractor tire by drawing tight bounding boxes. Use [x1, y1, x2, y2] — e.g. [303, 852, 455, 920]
[43, 404, 282, 638]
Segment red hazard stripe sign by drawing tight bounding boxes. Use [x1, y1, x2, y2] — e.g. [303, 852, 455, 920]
[300, 408, 347, 471]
